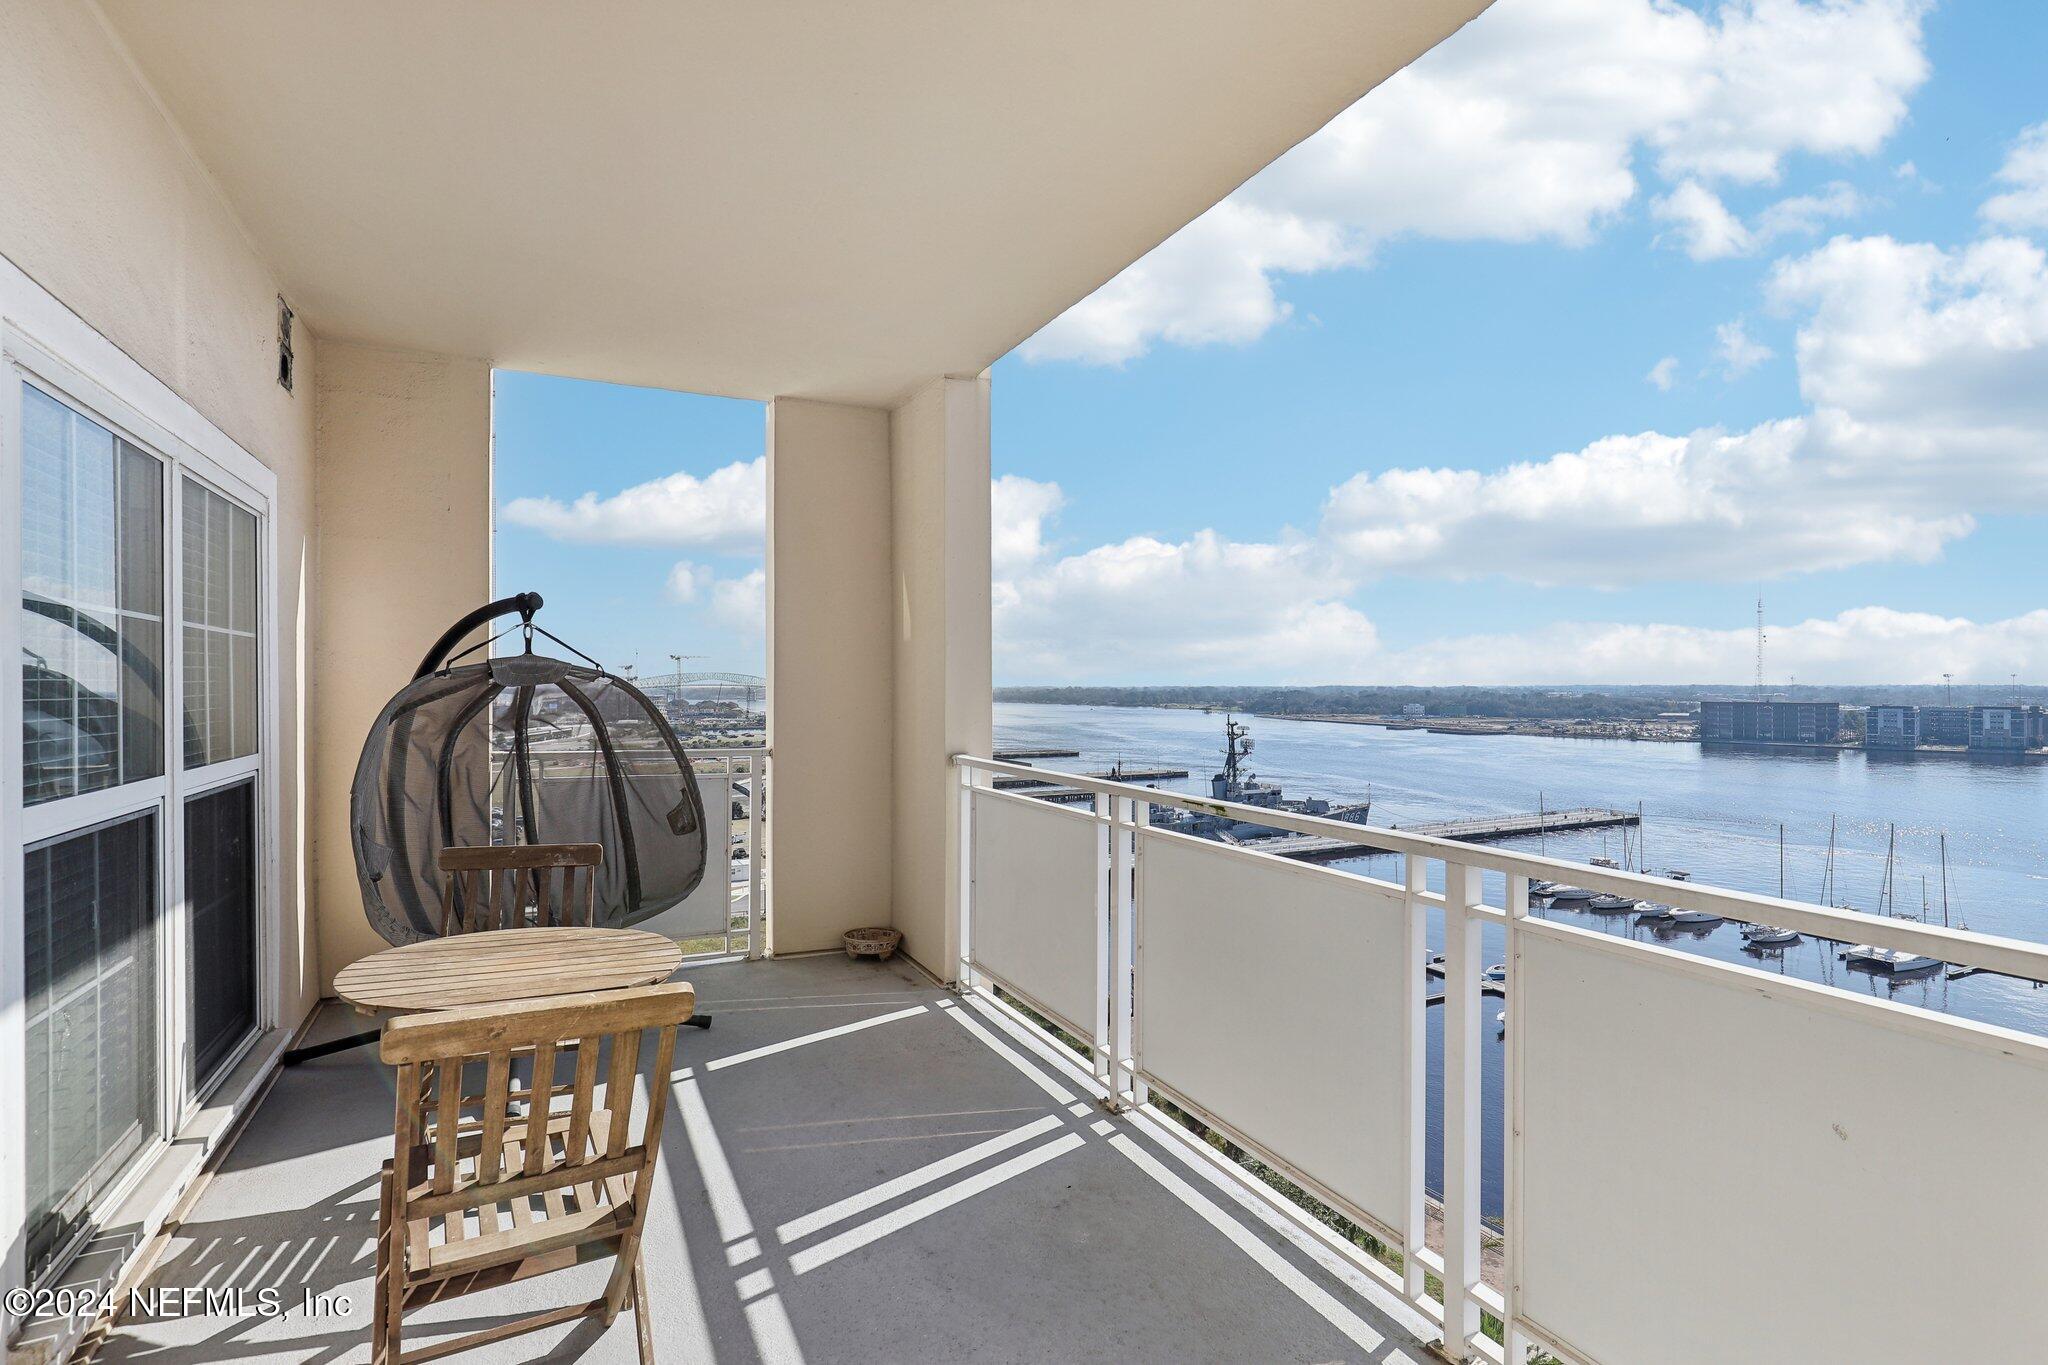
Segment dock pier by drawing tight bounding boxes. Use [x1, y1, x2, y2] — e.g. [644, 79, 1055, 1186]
[995, 766, 1191, 802]
[1229, 806, 1637, 863]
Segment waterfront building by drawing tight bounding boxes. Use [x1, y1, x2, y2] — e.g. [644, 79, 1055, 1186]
[1969, 704, 2040, 753]
[1700, 698, 1842, 744]
[1401, 702, 1427, 718]
[1866, 704, 1921, 749]
[1920, 704, 1971, 745]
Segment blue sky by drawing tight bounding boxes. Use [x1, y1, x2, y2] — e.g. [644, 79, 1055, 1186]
[498, 0, 2048, 686]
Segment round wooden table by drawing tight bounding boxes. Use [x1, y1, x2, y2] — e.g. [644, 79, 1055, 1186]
[335, 926, 684, 1014]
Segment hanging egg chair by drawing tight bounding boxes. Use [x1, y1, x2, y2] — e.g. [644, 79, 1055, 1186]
[350, 593, 708, 945]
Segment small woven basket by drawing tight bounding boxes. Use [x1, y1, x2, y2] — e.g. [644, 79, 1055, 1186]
[842, 926, 902, 960]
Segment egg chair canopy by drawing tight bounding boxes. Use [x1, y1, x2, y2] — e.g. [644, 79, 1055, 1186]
[351, 622, 707, 946]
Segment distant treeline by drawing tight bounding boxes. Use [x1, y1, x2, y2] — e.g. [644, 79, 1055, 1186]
[994, 683, 2047, 718]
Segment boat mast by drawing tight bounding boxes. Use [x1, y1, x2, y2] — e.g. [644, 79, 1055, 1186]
[1778, 823, 1785, 898]
[1821, 815, 1838, 907]
[1877, 823, 1897, 918]
[1939, 835, 1948, 928]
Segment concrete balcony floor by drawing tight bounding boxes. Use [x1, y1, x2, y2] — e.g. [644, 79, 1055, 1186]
[94, 954, 1437, 1364]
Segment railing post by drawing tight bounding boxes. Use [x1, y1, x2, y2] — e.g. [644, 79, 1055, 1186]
[1128, 799, 1149, 1108]
[1440, 859, 1484, 1361]
[1402, 852, 1430, 1307]
[747, 756, 767, 960]
[1093, 791, 1114, 1082]
[1109, 795, 1137, 1106]
[1502, 872, 1528, 1355]
[955, 762, 976, 989]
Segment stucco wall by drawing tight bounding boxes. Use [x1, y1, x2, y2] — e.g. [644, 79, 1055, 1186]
[890, 376, 992, 977]
[0, 0, 321, 1027]
[765, 397, 897, 952]
[311, 344, 492, 990]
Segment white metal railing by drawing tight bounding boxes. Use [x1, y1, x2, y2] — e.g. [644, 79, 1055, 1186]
[953, 753, 2048, 1365]
[647, 746, 765, 957]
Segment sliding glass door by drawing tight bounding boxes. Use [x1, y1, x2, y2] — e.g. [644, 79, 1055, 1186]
[180, 478, 262, 1088]
[12, 376, 269, 1289]
[23, 816, 159, 1280]
[19, 386, 167, 1283]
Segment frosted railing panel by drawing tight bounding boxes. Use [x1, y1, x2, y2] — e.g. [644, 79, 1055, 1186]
[1137, 828, 1412, 1235]
[1514, 923, 2048, 1363]
[636, 770, 733, 939]
[970, 789, 1100, 1037]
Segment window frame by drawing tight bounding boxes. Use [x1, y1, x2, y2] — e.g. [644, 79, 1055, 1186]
[1, 303, 282, 1301]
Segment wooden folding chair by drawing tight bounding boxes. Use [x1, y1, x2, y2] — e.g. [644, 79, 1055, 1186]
[438, 843, 602, 935]
[373, 983, 694, 1365]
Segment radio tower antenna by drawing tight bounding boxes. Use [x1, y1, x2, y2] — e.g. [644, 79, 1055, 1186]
[1754, 593, 1766, 701]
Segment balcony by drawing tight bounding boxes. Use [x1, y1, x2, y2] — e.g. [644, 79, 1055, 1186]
[83, 951, 1440, 1365]
[60, 754, 2047, 1364]
[5, 4, 2035, 1362]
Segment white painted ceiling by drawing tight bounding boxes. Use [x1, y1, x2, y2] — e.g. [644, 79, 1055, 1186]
[100, 1, 1488, 405]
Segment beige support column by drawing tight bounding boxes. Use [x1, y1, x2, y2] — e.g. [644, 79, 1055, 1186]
[889, 375, 992, 980]
[311, 343, 492, 990]
[765, 397, 897, 953]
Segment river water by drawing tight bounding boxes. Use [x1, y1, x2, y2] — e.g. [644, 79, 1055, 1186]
[993, 702, 2048, 1220]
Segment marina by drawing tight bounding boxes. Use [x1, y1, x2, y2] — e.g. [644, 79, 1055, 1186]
[995, 700, 2048, 1223]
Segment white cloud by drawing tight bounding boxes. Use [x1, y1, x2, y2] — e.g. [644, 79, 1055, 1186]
[1755, 181, 1864, 239]
[501, 456, 765, 552]
[1654, 181, 1755, 260]
[1654, 179, 1863, 261]
[995, 529, 1377, 683]
[991, 474, 1066, 575]
[1318, 421, 1968, 588]
[709, 569, 765, 638]
[665, 562, 709, 602]
[1646, 356, 1679, 391]
[1715, 319, 1775, 376]
[1768, 232, 2048, 444]
[1375, 607, 2048, 685]
[1001, 210, 2048, 677]
[1020, 202, 1350, 365]
[1981, 121, 2048, 232]
[1024, 0, 1929, 363]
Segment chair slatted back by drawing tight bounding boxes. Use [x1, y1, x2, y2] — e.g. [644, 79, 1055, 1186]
[438, 843, 601, 936]
[375, 985, 693, 1363]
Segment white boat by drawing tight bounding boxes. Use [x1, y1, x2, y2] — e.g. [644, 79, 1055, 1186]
[1634, 902, 1678, 923]
[1587, 893, 1638, 912]
[1837, 825, 1940, 973]
[1668, 908, 1723, 927]
[1547, 885, 1596, 904]
[1842, 944, 1940, 974]
[1741, 924, 1800, 947]
[1483, 963, 1507, 983]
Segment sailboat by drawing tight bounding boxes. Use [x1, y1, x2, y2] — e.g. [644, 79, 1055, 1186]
[1941, 832, 1967, 932]
[1741, 823, 1801, 947]
[1842, 824, 1940, 974]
